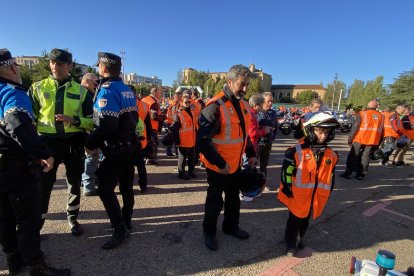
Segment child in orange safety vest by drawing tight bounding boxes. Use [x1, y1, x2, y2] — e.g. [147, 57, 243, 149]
[278, 112, 339, 256]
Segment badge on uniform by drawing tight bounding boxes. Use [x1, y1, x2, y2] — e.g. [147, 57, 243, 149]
[325, 159, 332, 165]
[305, 153, 311, 160]
[372, 115, 379, 120]
[44, 92, 50, 99]
[229, 107, 233, 114]
[98, 99, 108, 108]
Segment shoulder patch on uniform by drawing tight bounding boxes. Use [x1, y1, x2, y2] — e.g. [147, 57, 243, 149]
[98, 99, 108, 108]
[101, 81, 111, 88]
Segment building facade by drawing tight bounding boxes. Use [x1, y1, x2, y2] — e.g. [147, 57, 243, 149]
[183, 64, 272, 92]
[124, 73, 162, 86]
[271, 84, 326, 102]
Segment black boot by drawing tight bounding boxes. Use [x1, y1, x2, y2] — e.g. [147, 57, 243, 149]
[7, 249, 26, 275]
[102, 223, 129, 250]
[123, 215, 132, 231]
[29, 258, 71, 276]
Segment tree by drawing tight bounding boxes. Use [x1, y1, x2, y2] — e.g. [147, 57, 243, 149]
[203, 77, 216, 98]
[324, 74, 346, 111]
[296, 90, 316, 105]
[213, 78, 226, 96]
[186, 70, 209, 87]
[388, 68, 414, 106]
[245, 77, 262, 99]
[347, 80, 365, 109]
[347, 76, 388, 109]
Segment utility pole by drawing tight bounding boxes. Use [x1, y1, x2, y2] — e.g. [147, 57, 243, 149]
[120, 49, 126, 81]
[337, 88, 343, 111]
[331, 82, 336, 110]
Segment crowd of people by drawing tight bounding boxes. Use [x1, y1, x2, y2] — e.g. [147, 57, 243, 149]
[1, 48, 413, 276]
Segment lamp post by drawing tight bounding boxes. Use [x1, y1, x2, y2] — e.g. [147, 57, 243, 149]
[120, 50, 126, 81]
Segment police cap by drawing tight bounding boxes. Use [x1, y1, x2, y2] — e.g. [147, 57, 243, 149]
[0, 48, 15, 68]
[94, 52, 122, 67]
[49, 48, 73, 63]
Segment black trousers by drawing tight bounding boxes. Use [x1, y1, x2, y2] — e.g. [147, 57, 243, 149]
[0, 162, 43, 265]
[135, 147, 147, 190]
[178, 146, 195, 174]
[97, 147, 136, 226]
[41, 135, 85, 222]
[345, 142, 373, 176]
[285, 211, 311, 248]
[203, 168, 241, 235]
[257, 141, 272, 176]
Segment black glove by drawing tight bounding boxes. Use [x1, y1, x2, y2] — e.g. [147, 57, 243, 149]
[281, 183, 293, 198]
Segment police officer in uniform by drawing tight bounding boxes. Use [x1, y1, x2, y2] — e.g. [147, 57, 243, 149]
[0, 49, 70, 276]
[29, 48, 93, 236]
[198, 65, 256, 251]
[85, 52, 139, 250]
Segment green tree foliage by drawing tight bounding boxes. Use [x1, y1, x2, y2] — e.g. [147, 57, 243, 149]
[245, 77, 263, 99]
[296, 90, 316, 105]
[203, 78, 216, 98]
[347, 76, 388, 109]
[186, 70, 209, 87]
[324, 74, 346, 110]
[347, 80, 365, 109]
[213, 78, 226, 96]
[388, 69, 414, 106]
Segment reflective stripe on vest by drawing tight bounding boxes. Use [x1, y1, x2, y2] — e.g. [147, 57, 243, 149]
[177, 110, 196, 147]
[202, 92, 251, 174]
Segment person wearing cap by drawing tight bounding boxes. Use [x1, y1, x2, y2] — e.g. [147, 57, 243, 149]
[29, 48, 93, 237]
[0, 49, 70, 276]
[80, 73, 100, 196]
[141, 87, 163, 165]
[85, 52, 139, 250]
[278, 112, 339, 256]
[340, 100, 384, 180]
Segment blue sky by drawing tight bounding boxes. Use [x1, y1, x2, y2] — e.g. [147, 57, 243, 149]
[4, 0, 413, 87]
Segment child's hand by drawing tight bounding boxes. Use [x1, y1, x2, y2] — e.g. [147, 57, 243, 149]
[281, 184, 293, 198]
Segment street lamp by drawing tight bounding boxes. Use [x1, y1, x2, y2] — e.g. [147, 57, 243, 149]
[120, 50, 126, 81]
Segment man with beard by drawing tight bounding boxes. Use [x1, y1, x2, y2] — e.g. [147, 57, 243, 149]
[198, 64, 256, 251]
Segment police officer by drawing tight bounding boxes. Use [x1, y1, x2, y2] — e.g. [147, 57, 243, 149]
[85, 52, 139, 250]
[29, 48, 93, 236]
[198, 65, 256, 251]
[0, 49, 70, 276]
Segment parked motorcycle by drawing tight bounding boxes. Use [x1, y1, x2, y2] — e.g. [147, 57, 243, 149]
[337, 113, 353, 132]
[278, 115, 293, 135]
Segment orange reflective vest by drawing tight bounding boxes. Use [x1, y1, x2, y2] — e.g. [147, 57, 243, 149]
[278, 145, 338, 219]
[141, 95, 159, 131]
[189, 98, 201, 123]
[202, 91, 251, 174]
[167, 100, 180, 125]
[137, 99, 149, 149]
[382, 111, 400, 138]
[353, 110, 384, 145]
[177, 109, 196, 148]
[401, 115, 414, 139]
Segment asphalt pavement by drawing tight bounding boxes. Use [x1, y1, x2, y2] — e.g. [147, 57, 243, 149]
[1, 131, 413, 276]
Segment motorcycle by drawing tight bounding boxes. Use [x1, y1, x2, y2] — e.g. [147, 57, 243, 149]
[337, 114, 353, 132]
[278, 115, 293, 135]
